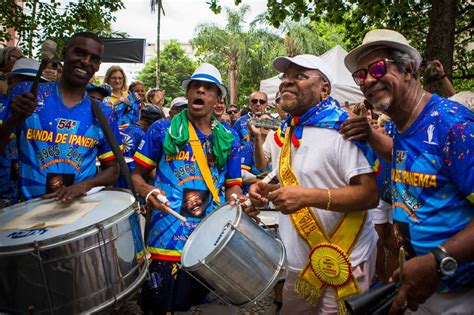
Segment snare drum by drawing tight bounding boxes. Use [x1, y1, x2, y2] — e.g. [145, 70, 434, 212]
[0, 189, 147, 314]
[181, 203, 286, 306]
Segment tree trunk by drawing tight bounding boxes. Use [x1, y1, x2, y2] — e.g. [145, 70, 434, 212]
[228, 51, 238, 105]
[156, 5, 161, 88]
[424, 0, 456, 97]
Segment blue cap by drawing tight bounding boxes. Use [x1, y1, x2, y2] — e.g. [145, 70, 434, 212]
[86, 84, 111, 97]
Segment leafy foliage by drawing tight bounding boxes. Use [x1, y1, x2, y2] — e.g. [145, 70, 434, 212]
[193, 5, 348, 105]
[208, 0, 473, 92]
[137, 40, 196, 106]
[0, 0, 125, 58]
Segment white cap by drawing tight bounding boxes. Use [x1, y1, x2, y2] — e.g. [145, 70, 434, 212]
[8, 58, 45, 80]
[181, 63, 228, 98]
[272, 54, 334, 88]
[170, 96, 188, 109]
[344, 29, 422, 73]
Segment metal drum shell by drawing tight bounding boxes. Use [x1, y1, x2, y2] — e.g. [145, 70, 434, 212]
[181, 204, 287, 306]
[0, 189, 147, 315]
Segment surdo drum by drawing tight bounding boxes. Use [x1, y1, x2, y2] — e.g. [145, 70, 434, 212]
[181, 203, 287, 306]
[0, 189, 147, 314]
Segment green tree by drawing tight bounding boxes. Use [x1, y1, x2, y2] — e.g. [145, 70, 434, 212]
[209, 0, 473, 94]
[137, 40, 196, 106]
[192, 5, 285, 105]
[0, 0, 125, 57]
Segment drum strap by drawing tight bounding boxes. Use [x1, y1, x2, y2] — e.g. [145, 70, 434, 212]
[90, 98, 141, 202]
[188, 121, 220, 203]
[279, 127, 366, 314]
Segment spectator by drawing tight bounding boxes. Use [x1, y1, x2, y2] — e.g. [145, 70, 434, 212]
[169, 96, 187, 119]
[233, 91, 268, 144]
[226, 103, 240, 127]
[104, 65, 129, 107]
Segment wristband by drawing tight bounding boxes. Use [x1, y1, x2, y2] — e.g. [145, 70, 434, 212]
[326, 188, 332, 211]
[440, 74, 447, 79]
[145, 188, 161, 203]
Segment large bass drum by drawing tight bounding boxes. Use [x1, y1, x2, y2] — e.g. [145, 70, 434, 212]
[181, 203, 286, 306]
[0, 189, 147, 314]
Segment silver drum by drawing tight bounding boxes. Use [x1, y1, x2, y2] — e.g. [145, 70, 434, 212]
[0, 189, 147, 314]
[181, 203, 287, 306]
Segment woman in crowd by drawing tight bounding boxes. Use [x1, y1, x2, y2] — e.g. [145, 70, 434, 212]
[104, 65, 129, 108]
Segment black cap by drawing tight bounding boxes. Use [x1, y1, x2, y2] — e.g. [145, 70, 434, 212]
[141, 104, 163, 123]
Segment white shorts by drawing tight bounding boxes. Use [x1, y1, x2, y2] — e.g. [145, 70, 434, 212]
[370, 199, 392, 224]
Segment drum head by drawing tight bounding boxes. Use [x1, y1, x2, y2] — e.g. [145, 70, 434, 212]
[0, 189, 135, 250]
[181, 203, 239, 268]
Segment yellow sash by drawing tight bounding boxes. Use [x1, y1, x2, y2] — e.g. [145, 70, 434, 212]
[188, 122, 220, 203]
[279, 127, 366, 313]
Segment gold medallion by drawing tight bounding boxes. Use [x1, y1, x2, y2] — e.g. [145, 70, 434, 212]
[309, 243, 352, 287]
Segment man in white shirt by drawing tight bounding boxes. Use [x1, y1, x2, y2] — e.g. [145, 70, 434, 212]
[249, 54, 379, 315]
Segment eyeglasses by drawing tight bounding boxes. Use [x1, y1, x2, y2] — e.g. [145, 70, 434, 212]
[279, 72, 321, 81]
[227, 110, 238, 114]
[251, 99, 267, 105]
[352, 59, 395, 86]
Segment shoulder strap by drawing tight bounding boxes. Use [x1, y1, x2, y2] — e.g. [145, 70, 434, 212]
[90, 97, 140, 201]
[188, 121, 220, 203]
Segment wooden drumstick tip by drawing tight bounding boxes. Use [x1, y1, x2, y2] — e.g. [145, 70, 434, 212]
[162, 204, 187, 222]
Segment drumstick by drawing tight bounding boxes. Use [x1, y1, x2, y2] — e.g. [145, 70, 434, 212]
[399, 246, 405, 282]
[243, 169, 277, 207]
[154, 194, 187, 222]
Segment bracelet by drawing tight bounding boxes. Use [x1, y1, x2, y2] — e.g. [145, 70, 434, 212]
[145, 188, 161, 203]
[326, 188, 331, 211]
[440, 74, 447, 79]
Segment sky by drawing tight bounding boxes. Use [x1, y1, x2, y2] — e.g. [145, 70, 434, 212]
[112, 0, 269, 44]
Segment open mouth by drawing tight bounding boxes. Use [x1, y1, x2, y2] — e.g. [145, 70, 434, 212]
[193, 98, 204, 105]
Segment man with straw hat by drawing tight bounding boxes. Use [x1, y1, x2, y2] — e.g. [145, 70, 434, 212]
[344, 29, 474, 314]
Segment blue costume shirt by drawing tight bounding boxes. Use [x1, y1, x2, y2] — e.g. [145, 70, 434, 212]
[134, 119, 242, 261]
[391, 94, 474, 292]
[0, 94, 18, 202]
[233, 112, 252, 145]
[5, 82, 121, 200]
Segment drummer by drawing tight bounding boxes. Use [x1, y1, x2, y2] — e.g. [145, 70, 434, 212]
[249, 54, 379, 314]
[131, 63, 242, 314]
[0, 32, 121, 202]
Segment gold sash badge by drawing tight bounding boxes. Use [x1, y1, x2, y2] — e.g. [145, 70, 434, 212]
[279, 127, 367, 314]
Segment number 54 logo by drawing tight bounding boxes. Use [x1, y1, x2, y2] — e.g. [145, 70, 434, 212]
[57, 118, 78, 131]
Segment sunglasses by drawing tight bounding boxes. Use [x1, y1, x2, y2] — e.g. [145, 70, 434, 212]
[352, 59, 395, 86]
[227, 110, 238, 114]
[251, 99, 267, 105]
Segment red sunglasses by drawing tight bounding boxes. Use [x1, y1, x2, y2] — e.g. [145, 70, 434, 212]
[352, 59, 395, 86]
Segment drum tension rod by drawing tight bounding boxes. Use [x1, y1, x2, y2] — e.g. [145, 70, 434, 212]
[33, 240, 54, 315]
[95, 223, 119, 309]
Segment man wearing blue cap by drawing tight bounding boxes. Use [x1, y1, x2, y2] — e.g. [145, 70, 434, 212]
[249, 54, 379, 314]
[132, 63, 242, 314]
[86, 83, 111, 102]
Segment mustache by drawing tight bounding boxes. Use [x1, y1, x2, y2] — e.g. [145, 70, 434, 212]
[365, 84, 385, 95]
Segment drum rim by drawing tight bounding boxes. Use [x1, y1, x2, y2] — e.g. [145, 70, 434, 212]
[0, 188, 137, 254]
[181, 202, 242, 269]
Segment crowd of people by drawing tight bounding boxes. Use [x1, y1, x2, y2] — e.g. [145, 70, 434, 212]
[0, 28, 473, 315]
